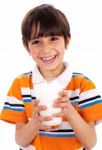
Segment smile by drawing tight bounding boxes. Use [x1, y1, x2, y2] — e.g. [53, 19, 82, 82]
[40, 55, 57, 63]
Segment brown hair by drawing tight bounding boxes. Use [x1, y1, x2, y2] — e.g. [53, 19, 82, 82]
[21, 4, 71, 48]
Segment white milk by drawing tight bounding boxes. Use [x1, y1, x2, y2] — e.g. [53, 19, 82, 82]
[33, 80, 63, 126]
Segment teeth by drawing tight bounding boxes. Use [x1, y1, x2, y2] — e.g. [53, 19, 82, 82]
[41, 55, 55, 61]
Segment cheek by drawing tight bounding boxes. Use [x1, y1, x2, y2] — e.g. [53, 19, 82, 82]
[57, 41, 65, 51]
[58, 45, 65, 55]
[28, 46, 37, 57]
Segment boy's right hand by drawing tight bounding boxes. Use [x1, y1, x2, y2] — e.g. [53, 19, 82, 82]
[31, 99, 52, 131]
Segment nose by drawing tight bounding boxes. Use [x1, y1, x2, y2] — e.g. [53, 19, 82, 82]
[42, 44, 51, 53]
[41, 39, 52, 53]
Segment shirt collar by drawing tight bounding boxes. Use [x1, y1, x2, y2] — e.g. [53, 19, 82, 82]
[32, 62, 73, 89]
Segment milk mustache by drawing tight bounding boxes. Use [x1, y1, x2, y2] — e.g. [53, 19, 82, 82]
[33, 80, 63, 128]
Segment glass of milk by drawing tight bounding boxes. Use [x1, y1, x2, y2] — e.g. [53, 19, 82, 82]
[33, 79, 63, 129]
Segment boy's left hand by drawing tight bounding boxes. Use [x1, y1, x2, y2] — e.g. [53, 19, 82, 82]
[53, 90, 73, 118]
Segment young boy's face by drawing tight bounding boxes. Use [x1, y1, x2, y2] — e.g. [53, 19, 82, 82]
[27, 35, 70, 77]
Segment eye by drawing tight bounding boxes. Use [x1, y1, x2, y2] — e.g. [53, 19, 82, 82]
[31, 39, 40, 45]
[50, 36, 59, 41]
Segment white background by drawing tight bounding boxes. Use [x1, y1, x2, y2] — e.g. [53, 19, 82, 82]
[0, 0, 102, 149]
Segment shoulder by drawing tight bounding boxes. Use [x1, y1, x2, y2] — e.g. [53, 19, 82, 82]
[72, 72, 93, 82]
[18, 71, 32, 78]
[16, 71, 32, 81]
[69, 72, 96, 91]
[72, 72, 90, 80]
[11, 71, 33, 88]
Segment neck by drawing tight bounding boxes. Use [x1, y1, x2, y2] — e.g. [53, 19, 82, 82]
[39, 63, 66, 80]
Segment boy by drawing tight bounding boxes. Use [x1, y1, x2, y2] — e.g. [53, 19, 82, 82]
[1, 4, 102, 150]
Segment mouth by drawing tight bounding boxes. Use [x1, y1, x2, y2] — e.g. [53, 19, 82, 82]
[40, 55, 57, 64]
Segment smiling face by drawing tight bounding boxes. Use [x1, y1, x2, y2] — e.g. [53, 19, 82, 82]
[22, 4, 71, 78]
[27, 35, 70, 78]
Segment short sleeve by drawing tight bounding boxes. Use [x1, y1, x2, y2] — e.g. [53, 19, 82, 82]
[0, 77, 28, 124]
[78, 76, 102, 124]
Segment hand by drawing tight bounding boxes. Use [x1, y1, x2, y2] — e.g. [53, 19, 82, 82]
[31, 99, 52, 131]
[53, 90, 73, 118]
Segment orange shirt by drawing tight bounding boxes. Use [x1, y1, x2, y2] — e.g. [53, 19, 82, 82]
[1, 64, 102, 150]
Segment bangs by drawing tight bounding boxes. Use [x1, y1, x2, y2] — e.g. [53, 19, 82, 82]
[31, 17, 65, 39]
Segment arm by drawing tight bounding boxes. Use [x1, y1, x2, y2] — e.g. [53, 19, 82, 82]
[53, 90, 97, 150]
[15, 99, 52, 147]
[64, 105, 96, 150]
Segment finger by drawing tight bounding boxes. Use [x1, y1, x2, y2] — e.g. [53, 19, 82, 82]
[53, 112, 62, 117]
[43, 116, 52, 121]
[32, 105, 47, 118]
[33, 98, 40, 104]
[61, 97, 69, 103]
[35, 116, 52, 127]
[58, 90, 68, 97]
[32, 113, 43, 121]
[40, 125, 52, 131]
[32, 108, 39, 117]
[54, 101, 69, 108]
[53, 97, 69, 106]
[38, 105, 47, 111]
[32, 99, 40, 110]
[32, 104, 41, 117]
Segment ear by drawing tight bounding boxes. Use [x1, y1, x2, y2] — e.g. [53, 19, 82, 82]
[65, 36, 71, 49]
